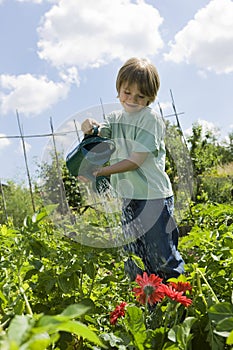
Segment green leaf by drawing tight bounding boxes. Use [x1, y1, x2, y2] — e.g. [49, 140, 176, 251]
[14, 298, 25, 315]
[216, 317, 233, 332]
[208, 302, 233, 323]
[124, 306, 147, 350]
[32, 208, 49, 224]
[54, 320, 106, 348]
[130, 254, 144, 271]
[37, 302, 93, 328]
[168, 317, 196, 349]
[84, 261, 96, 279]
[0, 290, 8, 304]
[205, 318, 225, 350]
[7, 315, 32, 345]
[5, 341, 19, 350]
[60, 303, 91, 318]
[36, 315, 62, 328]
[101, 332, 124, 347]
[57, 275, 75, 293]
[20, 333, 50, 350]
[35, 315, 105, 348]
[168, 328, 176, 343]
[227, 330, 233, 345]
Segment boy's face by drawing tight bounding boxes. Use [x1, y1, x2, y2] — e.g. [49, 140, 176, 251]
[119, 83, 150, 113]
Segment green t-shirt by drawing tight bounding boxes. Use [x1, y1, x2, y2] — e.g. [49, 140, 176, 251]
[100, 107, 173, 200]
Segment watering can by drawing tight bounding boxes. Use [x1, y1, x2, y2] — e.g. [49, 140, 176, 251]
[66, 127, 115, 187]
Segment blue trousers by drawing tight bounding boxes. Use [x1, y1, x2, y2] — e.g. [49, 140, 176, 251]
[122, 196, 185, 281]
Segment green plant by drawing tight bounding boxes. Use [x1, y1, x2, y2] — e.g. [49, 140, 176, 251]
[0, 303, 105, 349]
[1, 200, 233, 349]
[0, 181, 41, 227]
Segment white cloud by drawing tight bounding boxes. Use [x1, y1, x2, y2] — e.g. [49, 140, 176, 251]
[0, 73, 71, 116]
[16, 0, 44, 3]
[185, 119, 221, 139]
[59, 66, 80, 85]
[164, 0, 233, 74]
[16, 0, 57, 3]
[0, 134, 11, 150]
[37, 0, 164, 69]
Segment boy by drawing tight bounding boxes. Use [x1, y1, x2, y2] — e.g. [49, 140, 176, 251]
[81, 57, 184, 281]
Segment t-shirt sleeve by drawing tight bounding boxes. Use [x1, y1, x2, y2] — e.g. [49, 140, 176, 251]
[99, 115, 112, 138]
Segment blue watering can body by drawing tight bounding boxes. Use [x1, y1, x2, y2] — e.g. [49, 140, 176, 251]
[66, 133, 115, 182]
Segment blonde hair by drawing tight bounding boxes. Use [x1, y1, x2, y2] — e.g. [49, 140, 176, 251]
[116, 57, 160, 104]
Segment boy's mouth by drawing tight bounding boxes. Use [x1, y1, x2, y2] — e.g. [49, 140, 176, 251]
[124, 102, 142, 108]
[124, 102, 144, 111]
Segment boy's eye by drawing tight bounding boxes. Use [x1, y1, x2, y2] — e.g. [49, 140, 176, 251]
[124, 90, 145, 99]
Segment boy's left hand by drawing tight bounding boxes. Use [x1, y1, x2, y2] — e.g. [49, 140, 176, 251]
[77, 175, 91, 183]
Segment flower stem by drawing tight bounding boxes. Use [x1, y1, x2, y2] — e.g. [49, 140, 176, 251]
[196, 267, 219, 303]
[19, 286, 33, 316]
[144, 295, 148, 325]
[172, 303, 180, 326]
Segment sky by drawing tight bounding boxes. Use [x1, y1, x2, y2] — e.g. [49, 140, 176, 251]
[0, 0, 233, 183]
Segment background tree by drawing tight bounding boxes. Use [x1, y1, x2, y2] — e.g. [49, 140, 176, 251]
[187, 123, 233, 203]
[0, 181, 41, 227]
[187, 124, 221, 176]
[36, 153, 83, 215]
[165, 122, 233, 205]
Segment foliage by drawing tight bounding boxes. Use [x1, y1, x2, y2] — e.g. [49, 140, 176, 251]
[164, 121, 232, 205]
[0, 207, 130, 348]
[0, 201, 233, 349]
[1, 122, 233, 348]
[219, 131, 233, 164]
[0, 303, 106, 349]
[62, 164, 84, 213]
[0, 181, 41, 227]
[178, 202, 233, 349]
[37, 154, 83, 215]
[187, 123, 222, 177]
[196, 173, 233, 204]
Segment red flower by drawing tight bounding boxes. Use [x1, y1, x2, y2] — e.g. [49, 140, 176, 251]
[161, 284, 192, 307]
[133, 272, 165, 306]
[110, 302, 127, 325]
[169, 281, 192, 293]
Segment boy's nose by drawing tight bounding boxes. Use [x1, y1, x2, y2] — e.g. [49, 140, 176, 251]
[129, 95, 137, 103]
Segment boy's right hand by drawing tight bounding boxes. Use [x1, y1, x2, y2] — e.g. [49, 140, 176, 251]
[81, 118, 100, 135]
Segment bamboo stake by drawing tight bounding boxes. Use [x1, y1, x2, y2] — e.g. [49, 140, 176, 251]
[49, 117, 70, 217]
[73, 119, 81, 143]
[169, 90, 194, 205]
[170, 89, 188, 148]
[0, 179, 8, 221]
[16, 110, 36, 213]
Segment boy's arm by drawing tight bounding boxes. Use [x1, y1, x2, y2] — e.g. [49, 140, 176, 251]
[94, 152, 148, 177]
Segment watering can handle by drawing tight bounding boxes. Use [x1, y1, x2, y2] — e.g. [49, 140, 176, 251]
[92, 125, 99, 136]
[83, 125, 98, 139]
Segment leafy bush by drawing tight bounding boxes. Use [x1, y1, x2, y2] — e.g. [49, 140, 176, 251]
[0, 202, 232, 349]
[0, 181, 41, 227]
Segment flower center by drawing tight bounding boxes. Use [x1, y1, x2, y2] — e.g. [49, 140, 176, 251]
[143, 285, 154, 296]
